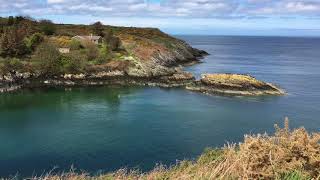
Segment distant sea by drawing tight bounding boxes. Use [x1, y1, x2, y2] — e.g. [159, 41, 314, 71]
[0, 36, 320, 177]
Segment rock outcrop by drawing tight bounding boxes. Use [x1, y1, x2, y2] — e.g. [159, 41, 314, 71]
[186, 74, 285, 96]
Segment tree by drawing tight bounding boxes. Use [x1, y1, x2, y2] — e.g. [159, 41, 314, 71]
[109, 36, 121, 51]
[32, 42, 61, 75]
[39, 19, 56, 35]
[91, 21, 104, 37]
[103, 28, 113, 43]
[0, 26, 28, 57]
[103, 28, 121, 51]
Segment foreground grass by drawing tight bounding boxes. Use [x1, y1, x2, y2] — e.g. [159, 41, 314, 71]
[15, 118, 320, 179]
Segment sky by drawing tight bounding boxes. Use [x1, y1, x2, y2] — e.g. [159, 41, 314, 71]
[1, 0, 320, 36]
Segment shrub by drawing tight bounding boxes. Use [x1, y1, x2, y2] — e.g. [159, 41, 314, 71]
[32, 42, 61, 76]
[103, 29, 121, 51]
[25, 33, 44, 52]
[108, 36, 121, 51]
[69, 39, 82, 50]
[7, 16, 14, 26]
[39, 20, 56, 35]
[53, 36, 71, 47]
[91, 21, 104, 37]
[0, 26, 28, 57]
[83, 40, 99, 61]
[61, 52, 87, 73]
[103, 28, 113, 43]
[0, 58, 24, 74]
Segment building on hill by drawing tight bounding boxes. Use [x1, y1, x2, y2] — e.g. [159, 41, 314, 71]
[72, 34, 102, 44]
[58, 48, 70, 54]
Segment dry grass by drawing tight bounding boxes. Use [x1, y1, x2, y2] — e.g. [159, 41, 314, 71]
[11, 118, 320, 180]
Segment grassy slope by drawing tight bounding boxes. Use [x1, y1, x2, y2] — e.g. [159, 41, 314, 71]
[55, 24, 187, 63]
[1, 21, 191, 76]
[31, 119, 320, 180]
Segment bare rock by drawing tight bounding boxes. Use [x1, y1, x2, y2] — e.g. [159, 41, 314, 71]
[187, 73, 285, 96]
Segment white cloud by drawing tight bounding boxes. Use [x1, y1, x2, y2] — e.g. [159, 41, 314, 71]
[47, 0, 66, 4]
[285, 2, 320, 12]
[1, 0, 320, 18]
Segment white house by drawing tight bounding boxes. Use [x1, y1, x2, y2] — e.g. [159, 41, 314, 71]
[72, 34, 102, 44]
[58, 48, 70, 54]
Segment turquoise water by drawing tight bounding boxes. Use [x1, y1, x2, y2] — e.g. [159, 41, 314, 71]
[1, 36, 320, 177]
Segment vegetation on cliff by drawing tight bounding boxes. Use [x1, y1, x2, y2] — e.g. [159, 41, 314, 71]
[19, 119, 319, 180]
[0, 16, 203, 78]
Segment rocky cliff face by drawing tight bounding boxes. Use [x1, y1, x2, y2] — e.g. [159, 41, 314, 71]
[114, 28, 207, 77]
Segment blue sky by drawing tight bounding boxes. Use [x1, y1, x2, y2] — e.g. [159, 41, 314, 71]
[1, 0, 320, 36]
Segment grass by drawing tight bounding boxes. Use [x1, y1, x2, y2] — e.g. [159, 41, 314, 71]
[10, 118, 319, 180]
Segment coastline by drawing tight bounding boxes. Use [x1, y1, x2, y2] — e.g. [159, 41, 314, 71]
[0, 68, 285, 96]
[0, 58, 285, 96]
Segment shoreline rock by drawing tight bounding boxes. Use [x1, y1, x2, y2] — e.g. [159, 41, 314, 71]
[0, 72, 285, 97]
[186, 74, 285, 96]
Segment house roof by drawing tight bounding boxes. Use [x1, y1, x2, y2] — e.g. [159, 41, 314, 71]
[73, 35, 102, 41]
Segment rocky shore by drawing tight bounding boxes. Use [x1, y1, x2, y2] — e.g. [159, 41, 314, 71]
[0, 70, 285, 96]
[0, 27, 284, 96]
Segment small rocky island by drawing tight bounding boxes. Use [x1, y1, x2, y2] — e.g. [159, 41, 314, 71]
[0, 16, 284, 96]
[187, 74, 285, 96]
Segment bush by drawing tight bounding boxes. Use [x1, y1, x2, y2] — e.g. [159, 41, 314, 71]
[32, 42, 61, 76]
[25, 33, 44, 52]
[53, 36, 71, 47]
[0, 58, 24, 74]
[83, 40, 99, 61]
[109, 36, 121, 51]
[39, 20, 56, 35]
[69, 39, 82, 50]
[61, 52, 87, 73]
[103, 29, 121, 51]
[0, 26, 28, 57]
[91, 21, 104, 37]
